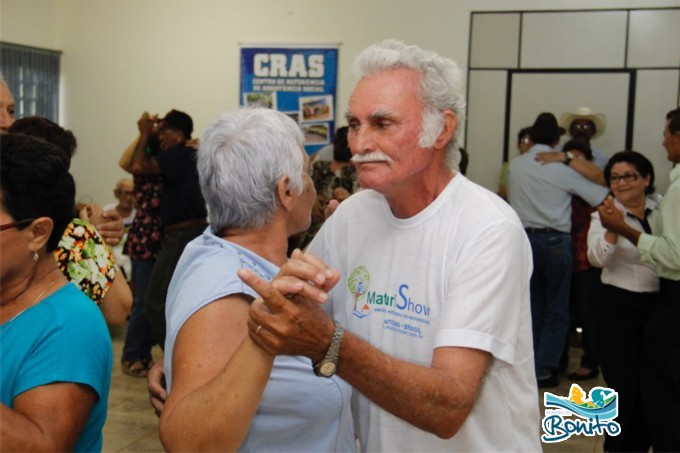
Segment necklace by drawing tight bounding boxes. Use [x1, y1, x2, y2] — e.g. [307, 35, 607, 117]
[0, 271, 60, 333]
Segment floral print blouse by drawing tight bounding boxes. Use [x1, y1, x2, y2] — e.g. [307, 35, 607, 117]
[124, 175, 164, 261]
[54, 218, 116, 304]
[571, 196, 596, 272]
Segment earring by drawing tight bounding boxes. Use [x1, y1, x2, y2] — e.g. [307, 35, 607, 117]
[33, 250, 39, 262]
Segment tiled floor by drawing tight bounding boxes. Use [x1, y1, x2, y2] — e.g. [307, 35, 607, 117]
[103, 326, 163, 452]
[103, 326, 605, 452]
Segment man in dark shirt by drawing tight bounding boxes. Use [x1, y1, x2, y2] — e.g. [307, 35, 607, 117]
[131, 109, 207, 346]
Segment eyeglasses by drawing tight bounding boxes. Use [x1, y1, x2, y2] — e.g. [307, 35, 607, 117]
[572, 122, 594, 131]
[609, 172, 640, 184]
[0, 218, 35, 231]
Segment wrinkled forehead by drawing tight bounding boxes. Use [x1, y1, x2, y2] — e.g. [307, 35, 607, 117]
[347, 69, 423, 114]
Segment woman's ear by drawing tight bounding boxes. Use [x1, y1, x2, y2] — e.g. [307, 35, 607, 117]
[277, 176, 295, 212]
[26, 217, 54, 253]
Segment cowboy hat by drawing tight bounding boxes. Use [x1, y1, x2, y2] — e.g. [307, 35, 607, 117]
[560, 107, 607, 139]
[528, 112, 565, 144]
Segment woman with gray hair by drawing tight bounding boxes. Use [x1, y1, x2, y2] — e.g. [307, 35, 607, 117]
[157, 108, 354, 451]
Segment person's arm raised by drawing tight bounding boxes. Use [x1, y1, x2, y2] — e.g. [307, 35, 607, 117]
[129, 112, 161, 175]
[122, 112, 159, 174]
[119, 135, 140, 173]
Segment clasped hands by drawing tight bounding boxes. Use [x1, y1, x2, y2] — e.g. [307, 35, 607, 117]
[597, 195, 626, 238]
[237, 249, 340, 362]
[137, 112, 159, 136]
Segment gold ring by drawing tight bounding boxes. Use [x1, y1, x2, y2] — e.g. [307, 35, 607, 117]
[256, 325, 263, 336]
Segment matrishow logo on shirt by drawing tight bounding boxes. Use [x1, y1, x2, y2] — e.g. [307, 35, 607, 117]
[347, 266, 431, 338]
[541, 383, 620, 443]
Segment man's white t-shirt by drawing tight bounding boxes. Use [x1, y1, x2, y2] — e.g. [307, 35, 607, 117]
[308, 174, 541, 452]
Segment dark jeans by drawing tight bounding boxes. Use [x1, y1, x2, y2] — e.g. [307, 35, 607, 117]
[526, 230, 572, 379]
[144, 224, 206, 348]
[642, 278, 680, 452]
[595, 284, 655, 452]
[122, 260, 156, 363]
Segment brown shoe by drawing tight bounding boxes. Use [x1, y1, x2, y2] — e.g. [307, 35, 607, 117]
[121, 360, 149, 378]
[567, 368, 599, 381]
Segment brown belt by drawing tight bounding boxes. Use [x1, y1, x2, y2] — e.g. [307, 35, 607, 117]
[164, 218, 207, 235]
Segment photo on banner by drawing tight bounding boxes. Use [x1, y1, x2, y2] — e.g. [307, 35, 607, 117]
[240, 44, 339, 155]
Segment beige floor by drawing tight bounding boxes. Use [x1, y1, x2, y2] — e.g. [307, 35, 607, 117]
[103, 326, 605, 452]
[103, 325, 163, 452]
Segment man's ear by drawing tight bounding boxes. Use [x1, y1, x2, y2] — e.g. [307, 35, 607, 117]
[434, 110, 457, 150]
[26, 217, 54, 253]
[277, 176, 295, 212]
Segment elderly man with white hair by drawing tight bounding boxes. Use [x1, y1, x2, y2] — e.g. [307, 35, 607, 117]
[238, 40, 541, 451]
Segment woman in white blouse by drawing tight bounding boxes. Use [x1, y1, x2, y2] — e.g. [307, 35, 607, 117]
[587, 150, 661, 453]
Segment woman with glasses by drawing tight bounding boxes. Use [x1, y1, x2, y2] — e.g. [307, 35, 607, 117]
[0, 134, 112, 451]
[9, 116, 132, 325]
[587, 150, 661, 452]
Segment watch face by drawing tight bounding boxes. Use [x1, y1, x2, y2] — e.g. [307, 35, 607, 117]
[319, 361, 337, 376]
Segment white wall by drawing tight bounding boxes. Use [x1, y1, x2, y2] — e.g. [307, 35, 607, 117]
[1, 0, 678, 204]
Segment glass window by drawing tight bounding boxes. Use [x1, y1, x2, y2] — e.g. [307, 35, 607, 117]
[1, 41, 61, 122]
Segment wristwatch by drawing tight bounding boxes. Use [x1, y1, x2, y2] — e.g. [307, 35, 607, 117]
[313, 320, 344, 377]
[563, 151, 574, 166]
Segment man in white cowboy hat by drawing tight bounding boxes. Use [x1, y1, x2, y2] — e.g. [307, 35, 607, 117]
[556, 106, 609, 386]
[507, 112, 609, 389]
[560, 106, 609, 169]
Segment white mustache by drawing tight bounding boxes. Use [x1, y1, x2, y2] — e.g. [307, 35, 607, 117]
[351, 151, 394, 164]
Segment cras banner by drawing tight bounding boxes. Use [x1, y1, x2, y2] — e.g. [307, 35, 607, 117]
[240, 44, 339, 155]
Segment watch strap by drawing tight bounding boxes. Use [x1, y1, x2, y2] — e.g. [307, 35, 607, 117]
[312, 320, 344, 377]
